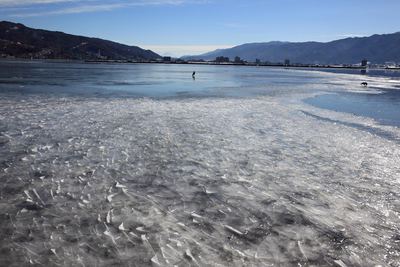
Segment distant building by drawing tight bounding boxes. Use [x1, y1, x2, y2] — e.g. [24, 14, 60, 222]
[234, 56, 242, 63]
[361, 59, 368, 67]
[255, 59, 261, 64]
[96, 49, 107, 60]
[284, 59, 290, 66]
[215, 56, 230, 63]
[163, 56, 172, 62]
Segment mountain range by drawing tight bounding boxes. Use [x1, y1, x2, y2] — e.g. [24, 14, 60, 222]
[184, 33, 400, 64]
[0, 21, 160, 61]
[1, 21, 399, 64]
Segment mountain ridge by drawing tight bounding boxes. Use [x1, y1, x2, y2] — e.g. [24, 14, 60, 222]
[183, 32, 400, 64]
[0, 21, 161, 61]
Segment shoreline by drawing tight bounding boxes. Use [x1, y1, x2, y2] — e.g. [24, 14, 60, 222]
[2, 57, 398, 71]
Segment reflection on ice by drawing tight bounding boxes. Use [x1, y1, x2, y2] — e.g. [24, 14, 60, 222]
[1, 91, 400, 266]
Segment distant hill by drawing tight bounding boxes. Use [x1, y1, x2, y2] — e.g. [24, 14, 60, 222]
[183, 33, 400, 64]
[0, 21, 161, 60]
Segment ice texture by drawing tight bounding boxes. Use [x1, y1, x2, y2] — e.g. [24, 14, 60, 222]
[0, 65, 400, 266]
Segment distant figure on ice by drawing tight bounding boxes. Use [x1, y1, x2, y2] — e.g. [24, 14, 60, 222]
[192, 71, 196, 79]
[361, 82, 368, 87]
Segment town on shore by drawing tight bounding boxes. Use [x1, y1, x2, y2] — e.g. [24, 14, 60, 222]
[85, 56, 400, 70]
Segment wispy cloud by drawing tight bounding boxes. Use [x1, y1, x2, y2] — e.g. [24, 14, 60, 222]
[2, 0, 202, 17]
[337, 34, 366, 38]
[0, 0, 81, 7]
[318, 33, 368, 41]
[12, 3, 128, 17]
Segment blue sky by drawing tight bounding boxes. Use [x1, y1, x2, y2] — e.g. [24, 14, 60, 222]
[0, 0, 399, 56]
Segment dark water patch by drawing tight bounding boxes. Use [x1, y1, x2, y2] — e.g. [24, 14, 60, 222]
[16, 201, 45, 211]
[260, 198, 277, 206]
[304, 91, 400, 127]
[2, 180, 26, 196]
[274, 210, 314, 227]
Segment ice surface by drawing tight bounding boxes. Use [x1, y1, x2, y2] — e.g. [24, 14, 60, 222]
[0, 64, 400, 266]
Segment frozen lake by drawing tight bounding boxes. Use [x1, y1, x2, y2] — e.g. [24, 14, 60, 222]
[0, 61, 399, 266]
